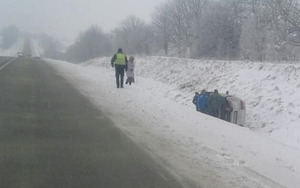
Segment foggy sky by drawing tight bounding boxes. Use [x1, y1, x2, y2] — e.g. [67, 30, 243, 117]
[0, 0, 166, 42]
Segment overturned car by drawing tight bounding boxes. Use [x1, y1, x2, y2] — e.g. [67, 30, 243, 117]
[196, 91, 246, 126]
[222, 94, 246, 126]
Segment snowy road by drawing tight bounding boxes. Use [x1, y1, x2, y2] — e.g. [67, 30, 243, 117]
[0, 58, 188, 188]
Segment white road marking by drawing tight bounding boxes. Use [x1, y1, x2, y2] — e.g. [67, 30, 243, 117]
[0, 58, 16, 71]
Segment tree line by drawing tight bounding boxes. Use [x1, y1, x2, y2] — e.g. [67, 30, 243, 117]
[73, 0, 300, 62]
[2, 0, 300, 62]
[151, 0, 300, 61]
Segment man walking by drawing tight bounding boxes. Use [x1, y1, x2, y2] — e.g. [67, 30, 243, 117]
[111, 48, 128, 88]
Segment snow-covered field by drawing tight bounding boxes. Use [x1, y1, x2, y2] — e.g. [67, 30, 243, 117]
[45, 57, 300, 188]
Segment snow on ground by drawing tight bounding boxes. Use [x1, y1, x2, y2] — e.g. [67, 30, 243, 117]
[0, 38, 24, 56]
[45, 57, 300, 188]
[83, 57, 300, 150]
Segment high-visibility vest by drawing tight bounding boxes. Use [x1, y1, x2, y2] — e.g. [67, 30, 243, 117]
[114, 53, 126, 65]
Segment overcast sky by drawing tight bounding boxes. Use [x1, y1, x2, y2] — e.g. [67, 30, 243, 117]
[0, 0, 166, 42]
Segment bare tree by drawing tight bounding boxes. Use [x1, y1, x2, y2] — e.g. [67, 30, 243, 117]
[167, 0, 186, 56]
[39, 34, 64, 60]
[280, 0, 300, 44]
[65, 25, 112, 62]
[240, 14, 267, 61]
[189, 0, 208, 58]
[197, 0, 246, 59]
[0, 25, 19, 49]
[152, 3, 173, 55]
[112, 15, 153, 55]
[239, 0, 267, 61]
[152, 0, 207, 57]
[149, 0, 300, 61]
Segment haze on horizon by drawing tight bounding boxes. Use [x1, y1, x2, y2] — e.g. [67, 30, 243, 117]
[0, 0, 166, 42]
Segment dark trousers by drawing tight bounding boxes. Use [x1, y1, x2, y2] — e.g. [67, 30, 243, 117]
[209, 109, 219, 118]
[115, 66, 125, 88]
[126, 77, 135, 85]
[199, 108, 207, 114]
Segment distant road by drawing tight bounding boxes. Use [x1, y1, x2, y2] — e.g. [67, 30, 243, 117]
[0, 58, 186, 188]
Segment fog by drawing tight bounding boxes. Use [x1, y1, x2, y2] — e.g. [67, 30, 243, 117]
[0, 0, 166, 41]
[2, 0, 300, 62]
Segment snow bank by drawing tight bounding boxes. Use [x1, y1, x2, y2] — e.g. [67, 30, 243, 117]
[45, 57, 300, 188]
[83, 56, 300, 150]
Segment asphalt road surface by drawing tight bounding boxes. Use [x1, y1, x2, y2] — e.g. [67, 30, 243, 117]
[0, 57, 14, 69]
[0, 58, 186, 188]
